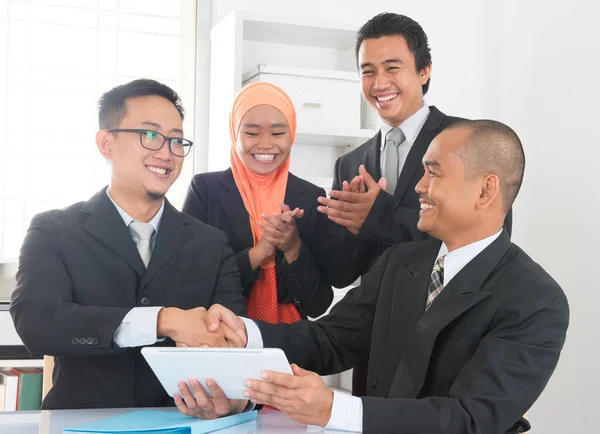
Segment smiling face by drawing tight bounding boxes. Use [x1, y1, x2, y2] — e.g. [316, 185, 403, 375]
[415, 127, 484, 247]
[235, 104, 292, 175]
[358, 35, 431, 127]
[96, 95, 184, 201]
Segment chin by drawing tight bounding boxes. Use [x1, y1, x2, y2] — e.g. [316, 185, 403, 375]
[146, 190, 166, 201]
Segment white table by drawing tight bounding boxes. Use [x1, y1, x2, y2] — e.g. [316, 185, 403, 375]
[0, 407, 351, 433]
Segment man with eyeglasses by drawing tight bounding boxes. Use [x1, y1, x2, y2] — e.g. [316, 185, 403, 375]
[10, 79, 251, 413]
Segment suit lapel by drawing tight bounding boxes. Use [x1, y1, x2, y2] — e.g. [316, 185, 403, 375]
[390, 231, 512, 398]
[394, 106, 446, 198]
[216, 169, 254, 247]
[81, 188, 145, 276]
[141, 200, 193, 288]
[362, 133, 382, 180]
[384, 241, 439, 373]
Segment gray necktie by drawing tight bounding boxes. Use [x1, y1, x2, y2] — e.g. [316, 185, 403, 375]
[129, 222, 155, 268]
[383, 128, 406, 194]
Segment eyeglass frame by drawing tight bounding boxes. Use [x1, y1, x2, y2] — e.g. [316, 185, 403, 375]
[108, 128, 194, 157]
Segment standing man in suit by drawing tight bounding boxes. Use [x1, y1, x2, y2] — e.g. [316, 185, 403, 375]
[10, 79, 250, 413]
[194, 120, 569, 434]
[317, 12, 512, 395]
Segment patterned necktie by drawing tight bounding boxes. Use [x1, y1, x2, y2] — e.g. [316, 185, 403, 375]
[425, 256, 445, 310]
[129, 221, 155, 268]
[383, 127, 406, 194]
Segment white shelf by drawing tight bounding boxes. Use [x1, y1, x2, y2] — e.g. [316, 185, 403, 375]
[0, 359, 43, 369]
[295, 127, 377, 147]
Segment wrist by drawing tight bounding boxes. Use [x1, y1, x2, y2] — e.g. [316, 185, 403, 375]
[284, 238, 301, 263]
[157, 307, 179, 337]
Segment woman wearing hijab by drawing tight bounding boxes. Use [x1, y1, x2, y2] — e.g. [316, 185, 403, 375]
[182, 82, 333, 323]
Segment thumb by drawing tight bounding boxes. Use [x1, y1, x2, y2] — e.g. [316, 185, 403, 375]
[206, 304, 238, 332]
[358, 165, 379, 189]
[291, 364, 311, 377]
[278, 201, 291, 213]
[378, 177, 388, 191]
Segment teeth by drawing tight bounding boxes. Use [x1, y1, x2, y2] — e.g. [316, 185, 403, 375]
[376, 94, 397, 102]
[148, 166, 167, 175]
[253, 154, 276, 161]
[421, 203, 435, 210]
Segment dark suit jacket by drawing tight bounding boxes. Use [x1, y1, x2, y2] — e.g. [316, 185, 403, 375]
[259, 231, 569, 434]
[10, 188, 247, 410]
[330, 106, 513, 286]
[181, 169, 334, 318]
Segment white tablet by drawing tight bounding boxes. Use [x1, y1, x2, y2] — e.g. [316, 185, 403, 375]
[141, 347, 293, 400]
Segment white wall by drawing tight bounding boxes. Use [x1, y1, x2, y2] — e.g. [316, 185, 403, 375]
[213, 1, 600, 433]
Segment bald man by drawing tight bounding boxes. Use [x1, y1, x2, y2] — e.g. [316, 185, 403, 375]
[193, 120, 570, 434]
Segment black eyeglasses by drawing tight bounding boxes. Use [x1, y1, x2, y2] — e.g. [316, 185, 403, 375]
[109, 129, 193, 157]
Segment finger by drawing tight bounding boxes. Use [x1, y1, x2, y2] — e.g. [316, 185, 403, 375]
[206, 304, 239, 334]
[176, 342, 189, 347]
[206, 378, 230, 416]
[261, 215, 286, 232]
[378, 177, 388, 191]
[273, 212, 295, 224]
[326, 215, 361, 230]
[178, 381, 199, 411]
[349, 176, 362, 193]
[244, 389, 294, 410]
[325, 190, 365, 204]
[278, 201, 291, 213]
[260, 224, 284, 240]
[261, 370, 301, 389]
[342, 180, 350, 192]
[290, 364, 311, 377]
[358, 164, 379, 189]
[223, 324, 245, 348]
[188, 379, 213, 413]
[174, 393, 194, 416]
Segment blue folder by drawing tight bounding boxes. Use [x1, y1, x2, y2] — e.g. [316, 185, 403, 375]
[63, 409, 257, 433]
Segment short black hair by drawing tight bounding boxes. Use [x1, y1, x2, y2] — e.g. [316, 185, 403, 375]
[450, 120, 526, 213]
[98, 79, 184, 129]
[355, 13, 432, 94]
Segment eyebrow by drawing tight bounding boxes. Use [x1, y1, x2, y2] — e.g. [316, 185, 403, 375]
[141, 121, 183, 135]
[360, 58, 405, 69]
[423, 160, 441, 169]
[242, 122, 288, 129]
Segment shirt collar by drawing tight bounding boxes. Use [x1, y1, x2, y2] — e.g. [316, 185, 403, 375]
[106, 188, 164, 234]
[436, 229, 503, 286]
[380, 103, 431, 152]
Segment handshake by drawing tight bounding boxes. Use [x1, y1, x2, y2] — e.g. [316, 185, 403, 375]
[156, 304, 247, 349]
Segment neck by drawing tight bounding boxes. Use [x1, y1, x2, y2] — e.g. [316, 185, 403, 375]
[442, 225, 502, 253]
[382, 100, 424, 128]
[108, 186, 162, 223]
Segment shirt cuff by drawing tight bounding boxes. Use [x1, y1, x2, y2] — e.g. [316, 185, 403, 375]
[325, 390, 363, 432]
[241, 317, 263, 349]
[113, 306, 163, 348]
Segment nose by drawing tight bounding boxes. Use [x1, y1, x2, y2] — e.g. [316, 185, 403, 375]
[373, 71, 390, 90]
[257, 133, 274, 149]
[415, 171, 428, 195]
[153, 141, 173, 160]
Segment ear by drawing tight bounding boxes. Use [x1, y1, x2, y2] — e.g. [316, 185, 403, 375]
[95, 130, 113, 161]
[476, 174, 501, 211]
[419, 64, 432, 86]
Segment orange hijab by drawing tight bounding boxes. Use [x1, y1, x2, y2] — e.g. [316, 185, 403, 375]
[229, 82, 301, 325]
[229, 82, 296, 269]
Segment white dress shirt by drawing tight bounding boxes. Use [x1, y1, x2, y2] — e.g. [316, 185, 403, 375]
[107, 189, 261, 349]
[379, 103, 431, 177]
[266, 229, 503, 432]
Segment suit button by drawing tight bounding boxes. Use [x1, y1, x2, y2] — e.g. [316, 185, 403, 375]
[78, 337, 87, 345]
[71, 337, 79, 345]
[140, 297, 150, 306]
[86, 337, 94, 345]
[92, 337, 99, 345]
[371, 378, 378, 388]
